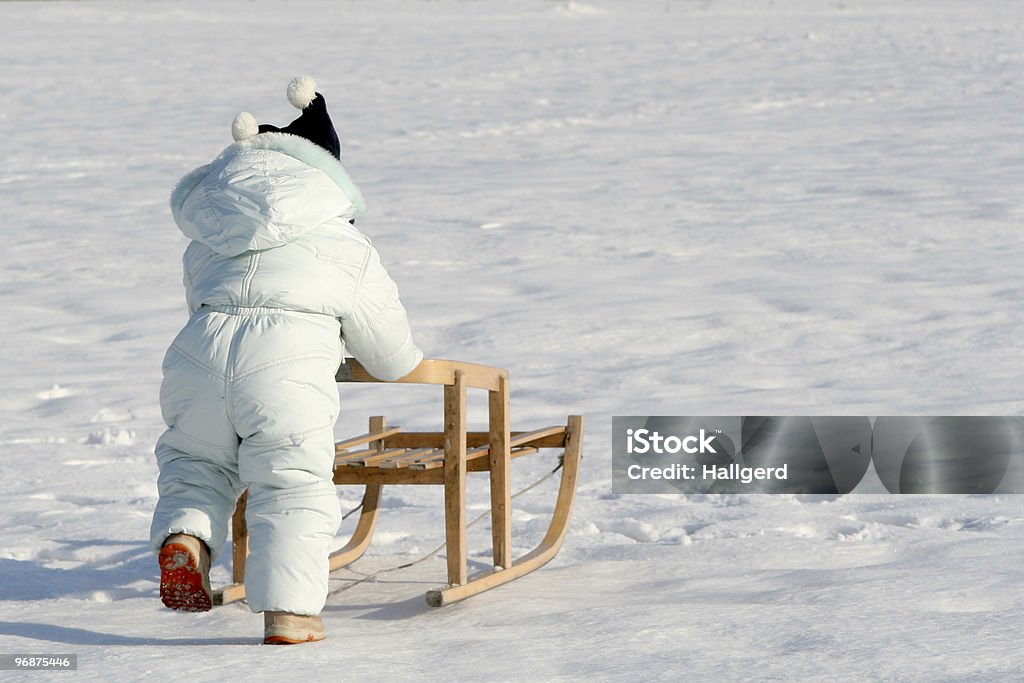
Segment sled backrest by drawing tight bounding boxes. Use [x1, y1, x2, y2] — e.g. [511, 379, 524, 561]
[335, 357, 507, 392]
[336, 357, 513, 579]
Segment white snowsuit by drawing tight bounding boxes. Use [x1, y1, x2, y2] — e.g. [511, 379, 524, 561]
[150, 132, 423, 615]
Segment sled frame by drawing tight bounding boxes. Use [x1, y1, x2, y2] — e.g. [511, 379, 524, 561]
[214, 358, 583, 607]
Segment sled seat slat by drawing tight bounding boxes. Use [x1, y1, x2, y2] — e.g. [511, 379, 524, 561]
[333, 425, 565, 470]
[371, 447, 439, 468]
[404, 426, 566, 469]
[403, 444, 540, 470]
[336, 447, 443, 470]
[333, 444, 544, 471]
[334, 448, 410, 467]
[335, 427, 404, 452]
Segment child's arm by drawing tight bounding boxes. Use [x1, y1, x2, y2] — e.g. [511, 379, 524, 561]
[341, 246, 423, 381]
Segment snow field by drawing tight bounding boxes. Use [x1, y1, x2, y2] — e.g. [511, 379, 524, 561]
[2, 1, 1023, 680]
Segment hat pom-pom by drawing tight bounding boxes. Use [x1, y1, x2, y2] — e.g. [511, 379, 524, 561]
[287, 75, 317, 109]
[232, 112, 259, 141]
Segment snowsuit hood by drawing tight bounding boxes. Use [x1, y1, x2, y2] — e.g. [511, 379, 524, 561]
[170, 132, 367, 257]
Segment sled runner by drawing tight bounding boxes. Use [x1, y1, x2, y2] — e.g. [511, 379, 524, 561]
[214, 358, 583, 607]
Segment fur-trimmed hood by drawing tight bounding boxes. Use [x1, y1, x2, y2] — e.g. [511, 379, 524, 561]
[170, 132, 367, 257]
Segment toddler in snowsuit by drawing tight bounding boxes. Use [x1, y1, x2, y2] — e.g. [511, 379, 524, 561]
[150, 76, 423, 644]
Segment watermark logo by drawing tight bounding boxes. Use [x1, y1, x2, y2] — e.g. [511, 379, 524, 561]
[612, 416, 1024, 494]
[626, 428, 717, 455]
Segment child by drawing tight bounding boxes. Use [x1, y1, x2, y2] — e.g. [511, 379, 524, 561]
[150, 76, 423, 644]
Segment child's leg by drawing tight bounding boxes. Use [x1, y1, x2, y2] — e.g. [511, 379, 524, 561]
[239, 433, 340, 616]
[150, 433, 243, 559]
[232, 351, 342, 616]
[150, 344, 244, 560]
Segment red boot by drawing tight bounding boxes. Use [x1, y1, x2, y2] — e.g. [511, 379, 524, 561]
[159, 534, 212, 612]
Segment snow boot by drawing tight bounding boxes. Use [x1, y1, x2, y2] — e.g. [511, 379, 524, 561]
[159, 533, 212, 612]
[263, 612, 326, 645]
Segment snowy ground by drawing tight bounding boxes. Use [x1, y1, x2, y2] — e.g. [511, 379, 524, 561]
[2, 0, 1024, 680]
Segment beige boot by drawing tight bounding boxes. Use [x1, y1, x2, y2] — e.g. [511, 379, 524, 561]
[159, 533, 212, 612]
[263, 611, 326, 645]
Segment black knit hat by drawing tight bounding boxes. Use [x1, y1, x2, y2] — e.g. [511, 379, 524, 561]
[231, 76, 342, 159]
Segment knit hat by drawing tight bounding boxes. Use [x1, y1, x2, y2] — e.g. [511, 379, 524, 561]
[231, 76, 342, 159]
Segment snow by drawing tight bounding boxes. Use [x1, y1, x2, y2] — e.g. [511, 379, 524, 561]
[2, 0, 1024, 679]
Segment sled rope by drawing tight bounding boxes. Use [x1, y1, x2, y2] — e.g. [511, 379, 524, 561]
[340, 502, 363, 522]
[328, 456, 564, 598]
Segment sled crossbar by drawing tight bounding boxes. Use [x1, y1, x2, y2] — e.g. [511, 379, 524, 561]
[214, 358, 583, 608]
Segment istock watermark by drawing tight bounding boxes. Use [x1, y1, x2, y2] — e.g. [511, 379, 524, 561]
[625, 428, 718, 455]
[612, 416, 1024, 494]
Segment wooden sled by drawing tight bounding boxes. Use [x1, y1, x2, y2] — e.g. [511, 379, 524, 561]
[214, 358, 583, 608]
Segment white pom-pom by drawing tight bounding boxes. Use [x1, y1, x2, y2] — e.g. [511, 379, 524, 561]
[287, 75, 317, 109]
[231, 112, 258, 141]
